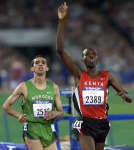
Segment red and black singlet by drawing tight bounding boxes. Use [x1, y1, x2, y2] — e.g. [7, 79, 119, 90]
[79, 70, 109, 119]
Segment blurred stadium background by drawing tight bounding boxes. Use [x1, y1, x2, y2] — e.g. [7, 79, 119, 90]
[0, 0, 134, 150]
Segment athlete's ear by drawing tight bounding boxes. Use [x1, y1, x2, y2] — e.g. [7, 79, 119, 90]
[81, 58, 84, 63]
[81, 56, 85, 63]
[31, 67, 34, 72]
[96, 55, 99, 64]
[46, 66, 49, 72]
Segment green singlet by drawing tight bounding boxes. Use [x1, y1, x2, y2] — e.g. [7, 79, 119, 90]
[23, 79, 57, 147]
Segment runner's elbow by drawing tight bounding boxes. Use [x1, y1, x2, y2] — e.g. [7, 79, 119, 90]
[57, 47, 62, 53]
[3, 102, 10, 112]
[57, 48, 64, 57]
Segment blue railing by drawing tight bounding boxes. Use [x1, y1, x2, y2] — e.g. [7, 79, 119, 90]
[2, 114, 134, 150]
[2, 89, 134, 150]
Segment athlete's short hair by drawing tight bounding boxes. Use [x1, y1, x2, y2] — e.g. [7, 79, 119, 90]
[82, 48, 98, 57]
[31, 55, 47, 67]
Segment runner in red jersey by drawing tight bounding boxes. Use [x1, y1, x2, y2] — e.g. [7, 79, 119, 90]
[56, 2, 132, 150]
[79, 70, 109, 119]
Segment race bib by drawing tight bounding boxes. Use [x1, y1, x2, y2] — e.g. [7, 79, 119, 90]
[73, 120, 83, 130]
[33, 100, 52, 117]
[82, 87, 104, 105]
[23, 122, 28, 131]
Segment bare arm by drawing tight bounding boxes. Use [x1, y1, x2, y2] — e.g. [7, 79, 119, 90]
[53, 83, 64, 118]
[108, 73, 132, 103]
[3, 82, 28, 123]
[56, 2, 81, 78]
[44, 83, 64, 120]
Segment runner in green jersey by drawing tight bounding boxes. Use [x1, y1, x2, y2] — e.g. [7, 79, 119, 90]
[3, 55, 64, 150]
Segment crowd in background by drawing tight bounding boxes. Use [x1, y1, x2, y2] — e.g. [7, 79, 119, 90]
[0, 0, 134, 91]
[0, 0, 57, 28]
[109, 1, 134, 43]
[0, 44, 27, 90]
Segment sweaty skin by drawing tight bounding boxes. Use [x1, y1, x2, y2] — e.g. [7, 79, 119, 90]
[56, 2, 132, 150]
[56, 2, 132, 103]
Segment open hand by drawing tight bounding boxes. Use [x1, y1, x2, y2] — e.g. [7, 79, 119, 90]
[58, 2, 68, 20]
[122, 94, 132, 103]
[124, 96, 132, 103]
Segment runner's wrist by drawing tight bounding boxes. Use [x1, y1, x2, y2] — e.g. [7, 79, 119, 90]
[16, 113, 22, 119]
[58, 18, 67, 24]
[52, 111, 59, 118]
[53, 111, 63, 118]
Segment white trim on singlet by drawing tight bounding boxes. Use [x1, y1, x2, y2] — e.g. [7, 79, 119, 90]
[74, 87, 82, 114]
[105, 88, 109, 115]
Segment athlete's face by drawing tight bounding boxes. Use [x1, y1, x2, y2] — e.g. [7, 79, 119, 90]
[31, 57, 49, 75]
[82, 48, 98, 68]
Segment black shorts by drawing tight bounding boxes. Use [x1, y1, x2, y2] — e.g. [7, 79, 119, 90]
[81, 117, 110, 143]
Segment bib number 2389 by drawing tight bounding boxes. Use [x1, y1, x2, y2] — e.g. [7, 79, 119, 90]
[82, 87, 104, 105]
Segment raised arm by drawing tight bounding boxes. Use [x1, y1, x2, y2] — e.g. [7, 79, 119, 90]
[3, 82, 28, 123]
[56, 2, 81, 78]
[108, 73, 132, 103]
